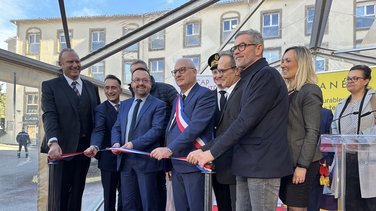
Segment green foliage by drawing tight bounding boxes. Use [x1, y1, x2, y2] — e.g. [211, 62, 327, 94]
[0, 93, 5, 118]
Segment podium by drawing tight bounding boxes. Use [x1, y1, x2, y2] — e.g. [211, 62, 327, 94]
[320, 135, 376, 211]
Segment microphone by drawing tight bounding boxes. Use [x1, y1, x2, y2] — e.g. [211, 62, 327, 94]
[360, 109, 376, 118]
[332, 109, 376, 122]
[332, 111, 359, 122]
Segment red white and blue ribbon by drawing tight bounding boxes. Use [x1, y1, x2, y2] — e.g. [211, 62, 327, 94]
[108, 147, 213, 173]
[48, 147, 213, 173]
[175, 95, 206, 149]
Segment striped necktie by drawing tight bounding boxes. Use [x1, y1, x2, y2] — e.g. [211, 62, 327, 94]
[71, 81, 80, 96]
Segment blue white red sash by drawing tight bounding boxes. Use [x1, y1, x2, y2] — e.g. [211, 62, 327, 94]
[175, 95, 206, 149]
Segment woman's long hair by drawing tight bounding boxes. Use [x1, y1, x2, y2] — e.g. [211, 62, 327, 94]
[283, 46, 318, 91]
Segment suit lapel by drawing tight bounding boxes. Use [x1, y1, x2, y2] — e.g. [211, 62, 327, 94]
[218, 80, 241, 125]
[121, 100, 133, 140]
[105, 101, 117, 120]
[135, 95, 152, 128]
[58, 76, 79, 115]
[184, 83, 200, 106]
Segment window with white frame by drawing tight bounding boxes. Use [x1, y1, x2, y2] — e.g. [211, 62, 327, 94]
[263, 48, 280, 64]
[123, 26, 139, 52]
[356, 2, 375, 29]
[58, 31, 72, 52]
[123, 61, 133, 84]
[26, 93, 38, 114]
[306, 6, 315, 35]
[27, 33, 40, 54]
[91, 30, 105, 51]
[149, 58, 165, 82]
[183, 55, 200, 70]
[149, 31, 165, 50]
[90, 62, 105, 81]
[315, 56, 326, 72]
[222, 18, 238, 43]
[185, 22, 200, 47]
[262, 12, 280, 38]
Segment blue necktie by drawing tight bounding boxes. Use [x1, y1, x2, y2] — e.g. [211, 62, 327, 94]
[128, 99, 142, 141]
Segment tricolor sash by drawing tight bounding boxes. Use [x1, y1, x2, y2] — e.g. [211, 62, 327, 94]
[175, 95, 206, 149]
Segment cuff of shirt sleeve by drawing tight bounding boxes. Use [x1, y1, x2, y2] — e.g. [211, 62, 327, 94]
[296, 163, 308, 169]
[47, 140, 58, 148]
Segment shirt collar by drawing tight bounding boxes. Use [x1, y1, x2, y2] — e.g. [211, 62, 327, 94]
[226, 79, 240, 96]
[181, 82, 196, 97]
[63, 74, 82, 86]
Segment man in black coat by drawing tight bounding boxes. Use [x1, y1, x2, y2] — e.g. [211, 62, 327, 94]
[16, 129, 31, 158]
[41, 48, 100, 211]
[188, 29, 292, 211]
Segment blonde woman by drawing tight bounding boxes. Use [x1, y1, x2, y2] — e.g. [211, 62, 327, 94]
[279, 46, 323, 211]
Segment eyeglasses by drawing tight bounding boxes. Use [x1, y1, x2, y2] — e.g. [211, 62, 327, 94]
[217, 66, 236, 74]
[346, 76, 365, 82]
[171, 67, 195, 76]
[230, 43, 258, 53]
[132, 78, 150, 84]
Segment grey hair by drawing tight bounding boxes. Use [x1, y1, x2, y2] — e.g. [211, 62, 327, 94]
[58, 48, 77, 63]
[218, 50, 236, 67]
[235, 29, 264, 45]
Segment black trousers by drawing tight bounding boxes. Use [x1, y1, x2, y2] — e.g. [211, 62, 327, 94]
[346, 153, 376, 211]
[212, 174, 236, 211]
[49, 137, 91, 211]
[101, 170, 122, 211]
[18, 142, 28, 152]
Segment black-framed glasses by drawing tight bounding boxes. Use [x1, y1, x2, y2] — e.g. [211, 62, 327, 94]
[171, 67, 195, 76]
[346, 76, 365, 82]
[132, 78, 150, 84]
[230, 43, 257, 53]
[217, 66, 236, 74]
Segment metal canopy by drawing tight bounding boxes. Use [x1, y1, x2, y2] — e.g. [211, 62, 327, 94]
[309, 0, 332, 49]
[313, 47, 376, 66]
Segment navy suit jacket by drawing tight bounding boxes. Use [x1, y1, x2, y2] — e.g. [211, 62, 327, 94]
[111, 95, 166, 173]
[166, 83, 216, 173]
[210, 58, 293, 178]
[90, 101, 118, 171]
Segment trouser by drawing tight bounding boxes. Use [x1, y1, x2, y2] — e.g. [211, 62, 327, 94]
[236, 176, 280, 211]
[346, 153, 376, 211]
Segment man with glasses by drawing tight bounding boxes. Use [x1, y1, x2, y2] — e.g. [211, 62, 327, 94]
[188, 29, 293, 211]
[206, 51, 242, 211]
[129, 60, 177, 211]
[151, 58, 216, 211]
[111, 68, 167, 210]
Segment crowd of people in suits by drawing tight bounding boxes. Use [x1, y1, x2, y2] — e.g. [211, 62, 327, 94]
[41, 28, 376, 211]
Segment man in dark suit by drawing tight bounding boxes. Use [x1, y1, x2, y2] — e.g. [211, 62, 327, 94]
[84, 74, 122, 211]
[111, 69, 166, 210]
[205, 52, 238, 211]
[208, 53, 227, 129]
[151, 58, 216, 211]
[188, 29, 293, 211]
[41, 48, 100, 211]
[130, 60, 177, 211]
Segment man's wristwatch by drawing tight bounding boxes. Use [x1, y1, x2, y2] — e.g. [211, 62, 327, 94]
[92, 145, 100, 151]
